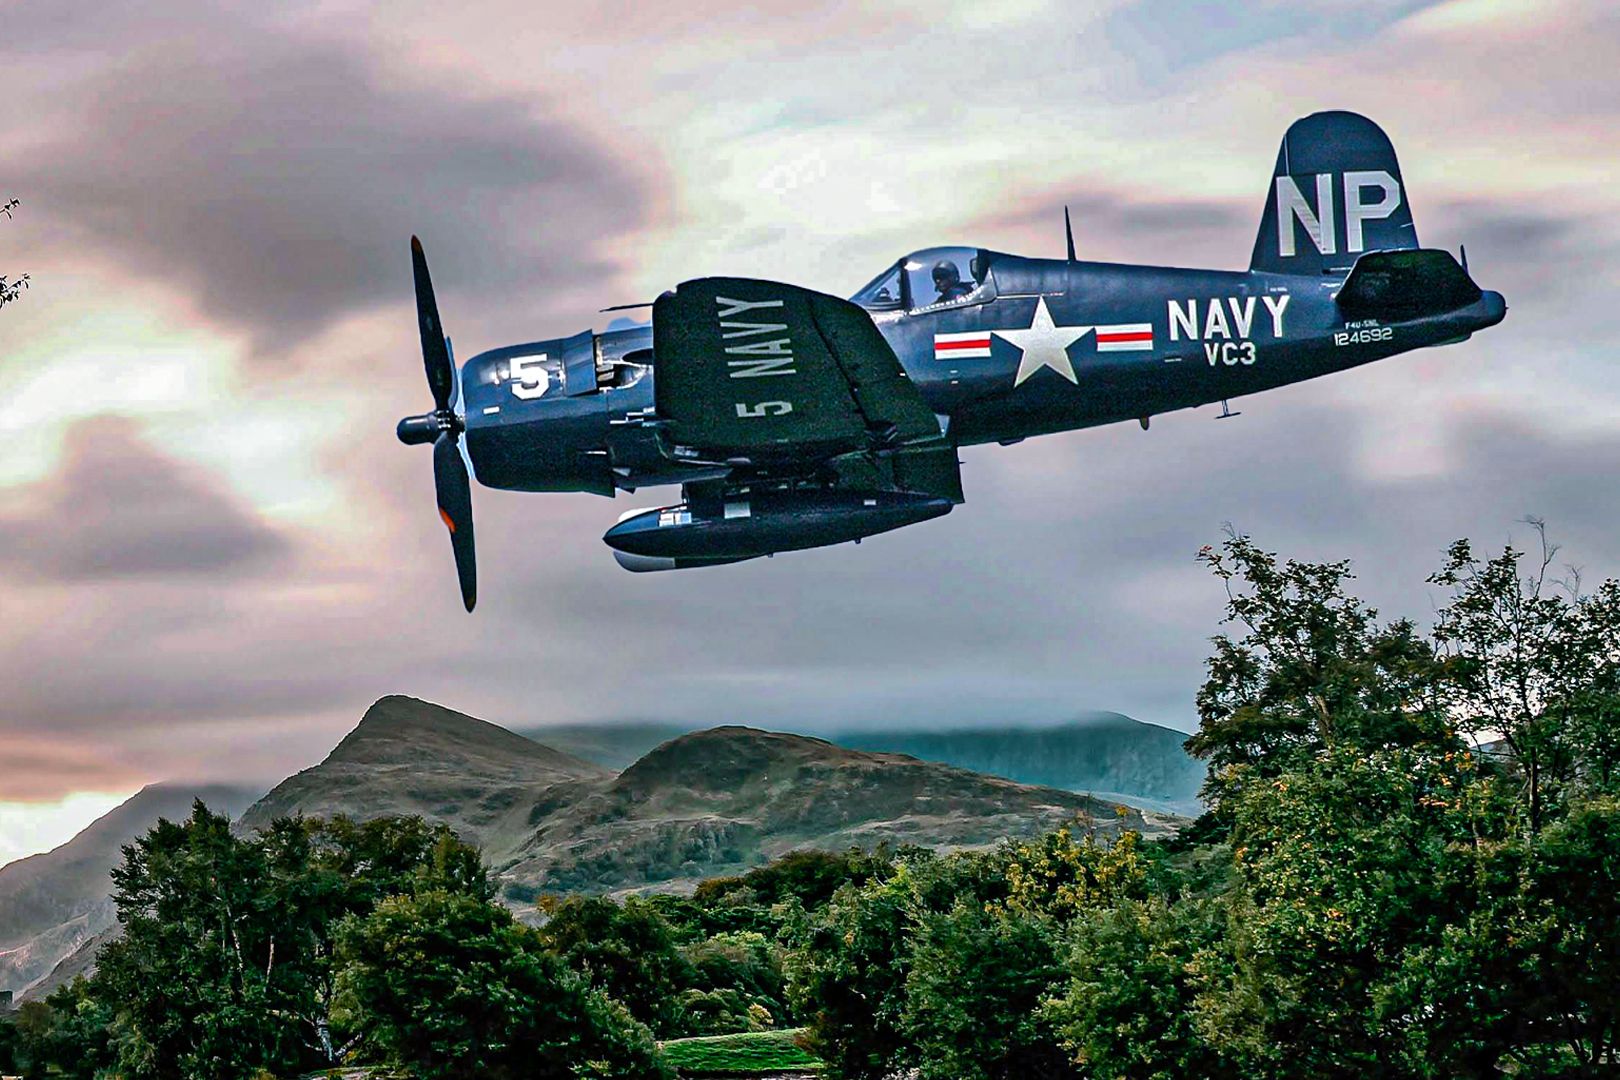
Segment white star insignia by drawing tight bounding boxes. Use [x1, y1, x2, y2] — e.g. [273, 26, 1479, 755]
[994, 296, 1090, 386]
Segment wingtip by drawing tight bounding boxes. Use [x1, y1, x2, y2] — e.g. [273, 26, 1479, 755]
[411, 235, 424, 256]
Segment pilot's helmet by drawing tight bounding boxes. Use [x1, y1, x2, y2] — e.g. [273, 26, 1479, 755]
[931, 260, 962, 289]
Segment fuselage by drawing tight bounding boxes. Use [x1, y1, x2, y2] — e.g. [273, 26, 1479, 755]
[457, 249, 1506, 497]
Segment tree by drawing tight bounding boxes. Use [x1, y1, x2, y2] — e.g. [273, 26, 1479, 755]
[786, 870, 917, 1080]
[1191, 744, 1479, 1076]
[1048, 896, 1239, 1080]
[903, 900, 1073, 1080]
[1380, 793, 1620, 1077]
[87, 804, 494, 1078]
[998, 823, 1148, 923]
[693, 848, 887, 911]
[535, 895, 694, 1037]
[333, 890, 670, 1080]
[0, 1015, 17, 1078]
[9, 980, 117, 1080]
[680, 930, 790, 1034]
[1430, 523, 1620, 834]
[93, 802, 296, 1078]
[1178, 527, 1620, 1076]
[1, 198, 26, 311]
[1187, 534, 1453, 809]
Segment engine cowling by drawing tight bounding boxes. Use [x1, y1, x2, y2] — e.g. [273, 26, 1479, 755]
[602, 489, 953, 569]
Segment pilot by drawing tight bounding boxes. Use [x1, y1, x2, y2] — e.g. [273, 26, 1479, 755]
[931, 260, 975, 304]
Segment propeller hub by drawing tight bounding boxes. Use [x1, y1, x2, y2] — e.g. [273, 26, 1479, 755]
[396, 410, 462, 446]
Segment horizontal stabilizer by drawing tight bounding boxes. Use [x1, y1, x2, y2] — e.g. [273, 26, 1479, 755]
[1335, 249, 1482, 321]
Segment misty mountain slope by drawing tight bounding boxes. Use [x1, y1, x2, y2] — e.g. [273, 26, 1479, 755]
[0, 782, 258, 997]
[520, 713, 1207, 816]
[833, 713, 1207, 815]
[501, 726, 1174, 892]
[515, 722, 691, 771]
[239, 695, 608, 850]
[21, 925, 116, 1004]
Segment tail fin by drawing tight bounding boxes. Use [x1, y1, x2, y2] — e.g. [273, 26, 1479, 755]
[1249, 111, 1418, 277]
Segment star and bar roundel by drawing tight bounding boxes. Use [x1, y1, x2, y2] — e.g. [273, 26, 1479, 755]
[932, 296, 1153, 386]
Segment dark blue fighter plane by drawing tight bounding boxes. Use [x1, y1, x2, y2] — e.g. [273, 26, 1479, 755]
[398, 111, 1505, 608]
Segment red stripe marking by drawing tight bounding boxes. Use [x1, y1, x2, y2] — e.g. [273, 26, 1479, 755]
[935, 338, 992, 351]
[1096, 331, 1154, 343]
[439, 508, 456, 534]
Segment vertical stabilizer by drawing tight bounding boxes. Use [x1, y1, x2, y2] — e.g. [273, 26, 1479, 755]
[1250, 111, 1418, 277]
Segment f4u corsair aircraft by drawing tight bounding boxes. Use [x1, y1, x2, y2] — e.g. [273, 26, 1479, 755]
[399, 111, 1505, 608]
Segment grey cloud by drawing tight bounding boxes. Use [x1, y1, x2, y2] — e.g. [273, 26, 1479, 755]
[6, 396, 1620, 801]
[0, 746, 143, 803]
[1430, 200, 1620, 309]
[1105, 0, 1449, 79]
[4, 0, 1619, 810]
[0, 416, 289, 581]
[7, 2, 650, 353]
[428, 389, 1620, 736]
[971, 188, 1252, 271]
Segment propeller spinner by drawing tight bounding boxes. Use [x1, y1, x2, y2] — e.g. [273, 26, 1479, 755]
[397, 236, 477, 611]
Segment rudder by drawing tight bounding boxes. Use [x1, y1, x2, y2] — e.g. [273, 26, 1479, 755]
[1249, 111, 1417, 277]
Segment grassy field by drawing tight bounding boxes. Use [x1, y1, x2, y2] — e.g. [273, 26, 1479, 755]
[659, 1028, 823, 1074]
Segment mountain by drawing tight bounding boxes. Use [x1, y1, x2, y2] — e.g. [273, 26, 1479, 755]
[520, 713, 1206, 816]
[239, 695, 608, 850]
[0, 782, 258, 999]
[493, 725, 1175, 892]
[248, 703, 1176, 894]
[22, 925, 115, 1005]
[16, 699, 1186, 994]
[834, 714, 1206, 816]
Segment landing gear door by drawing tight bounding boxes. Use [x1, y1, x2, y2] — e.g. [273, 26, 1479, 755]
[561, 329, 597, 396]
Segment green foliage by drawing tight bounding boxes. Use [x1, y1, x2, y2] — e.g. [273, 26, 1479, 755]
[658, 1027, 821, 1073]
[693, 847, 888, 911]
[1431, 525, 1620, 833]
[333, 890, 670, 1080]
[22, 529, 1620, 1078]
[1187, 534, 1454, 808]
[93, 802, 306, 1078]
[786, 869, 916, 1080]
[51, 805, 493, 1079]
[1167, 530, 1620, 1077]
[535, 895, 693, 1037]
[0, 1015, 16, 1077]
[903, 900, 1072, 1080]
[26, 979, 116, 1080]
[998, 825, 1149, 921]
[680, 931, 788, 1034]
[523, 849, 889, 1045]
[784, 835, 1143, 1080]
[1049, 895, 1237, 1080]
[1194, 744, 1475, 1074]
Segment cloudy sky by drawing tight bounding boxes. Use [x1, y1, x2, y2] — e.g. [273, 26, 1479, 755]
[3, 0, 1618, 864]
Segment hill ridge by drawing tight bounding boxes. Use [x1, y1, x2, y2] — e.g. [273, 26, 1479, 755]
[325, 695, 601, 774]
[0, 782, 260, 998]
[12, 702, 1191, 997]
[238, 696, 607, 846]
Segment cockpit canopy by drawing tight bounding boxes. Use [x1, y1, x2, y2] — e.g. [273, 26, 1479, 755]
[851, 246, 997, 312]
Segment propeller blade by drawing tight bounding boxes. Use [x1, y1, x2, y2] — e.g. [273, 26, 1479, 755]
[433, 433, 477, 612]
[411, 236, 454, 413]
